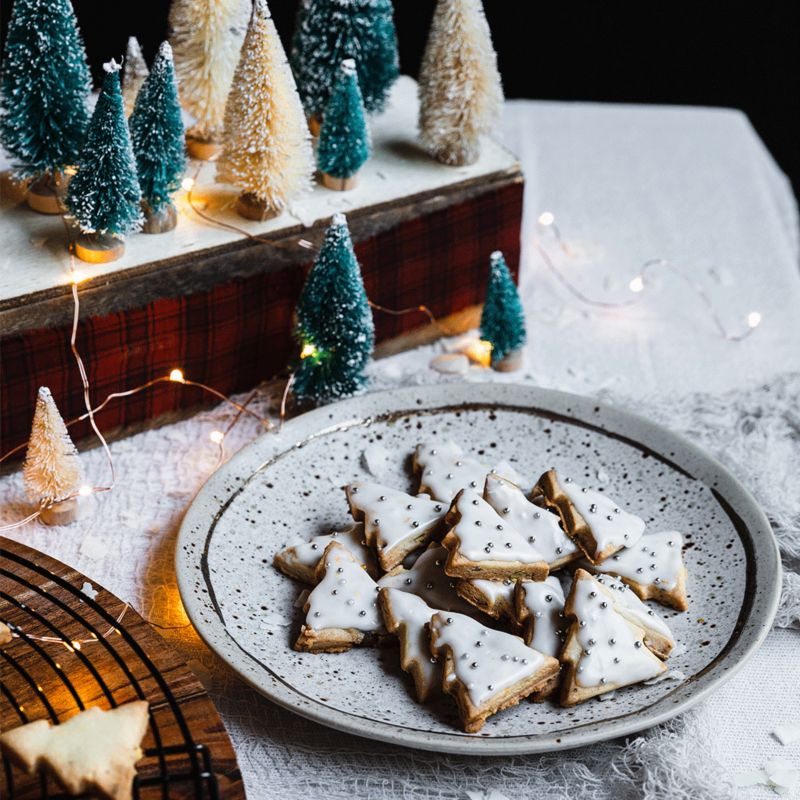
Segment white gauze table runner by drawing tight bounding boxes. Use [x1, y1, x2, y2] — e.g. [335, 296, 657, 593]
[2, 100, 799, 799]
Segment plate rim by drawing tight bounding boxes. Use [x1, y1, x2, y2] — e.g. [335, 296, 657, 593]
[176, 383, 782, 755]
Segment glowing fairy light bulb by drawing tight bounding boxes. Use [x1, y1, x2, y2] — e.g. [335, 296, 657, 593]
[747, 311, 762, 329]
[169, 368, 185, 383]
[538, 211, 555, 226]
[78, 485, 93, 497]
[209, 430, 224, 445]
[181, 177, 195, 191]
[629, 276, 645, 293]
[300, 343, 318, 359]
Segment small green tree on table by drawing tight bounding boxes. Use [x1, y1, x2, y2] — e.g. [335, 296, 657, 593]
[0, 0, 91, 212]
[317, 59, 370, 190]
[480, 250, 526, 370]
[293, 212, 375, 403]
[65, 60, 142, 263]
[130, 41, 186, 233]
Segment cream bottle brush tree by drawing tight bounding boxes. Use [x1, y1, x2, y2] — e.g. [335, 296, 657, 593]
[169, 0, 250, 160]
[216, 0, 314, 221]
[121, 36, 149, 117]
[418, 0, 503, 166]
[23, 387, 85, 525]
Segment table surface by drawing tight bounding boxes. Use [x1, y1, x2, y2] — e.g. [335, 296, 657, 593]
[2, 96, 799, 799]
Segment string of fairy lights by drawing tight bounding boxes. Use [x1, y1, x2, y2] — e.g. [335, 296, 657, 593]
[0, 181, 762, 538]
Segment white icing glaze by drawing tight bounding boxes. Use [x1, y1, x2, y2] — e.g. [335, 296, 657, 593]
[484, 474, 578, 566]
[569, 572, 664, 688]
[380, 588, 439, 691]
[469, 578, 516, 606]
[304, 543, 383, 632]
[414, 440, 523, 502]
[348, 482, 446, 556]
[558, 475, 646, 556]
[594, 530, 684, 590]
[448, 490, 547, 564]
[518, 575, 567, 658]
[279, 523, 370, 572]
[429, 611, 549, 706]
[593, 574, 674, 644]
[378, 546, 475, 614]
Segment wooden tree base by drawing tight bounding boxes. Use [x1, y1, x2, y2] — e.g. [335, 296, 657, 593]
[493, 348, 524, 372]
[235, 193, 280, 221]
[321, 172, 359, 191]
[308, 115, 322, 137]
[40, 498, 80, 526]
[186, 136, 222, 161]
[74, 232, 125, 264]
[1, 170, 29, 204]
[26, 175, 64, 214]
[142, 201, 178, 234]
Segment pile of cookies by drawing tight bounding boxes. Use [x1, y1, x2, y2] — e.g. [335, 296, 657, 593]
[274, 440, 688, 733]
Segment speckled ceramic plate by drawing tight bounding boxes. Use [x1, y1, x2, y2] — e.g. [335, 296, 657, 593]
[176, 384, 781, 754]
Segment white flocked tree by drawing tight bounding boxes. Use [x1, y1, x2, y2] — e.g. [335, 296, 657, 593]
[169, 0, 250, 157]
[216, 0, 313, 220]
[418, 0, 503, 166]
[121, 36, 149, 117]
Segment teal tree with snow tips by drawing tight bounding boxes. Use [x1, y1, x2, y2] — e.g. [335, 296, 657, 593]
[290, 0, 398, 126]
[317, 60, 370, 190]
[129, 41, 186, 233]
[65, 61, 142, 263]
[480, 251, 526, 370]
[0, 0, 91, 212]
[293, 213, 375, 403]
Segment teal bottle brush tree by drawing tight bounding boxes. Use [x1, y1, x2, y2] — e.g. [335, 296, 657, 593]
[0, 0, 91, 214]
[65, 60, 142, 264]
[317, 59, 371, 191]
[291, 0, 399, 134]
[480, 251, 526, 371]
[129, 41, 186, 234]
[293, 213, 375, 404]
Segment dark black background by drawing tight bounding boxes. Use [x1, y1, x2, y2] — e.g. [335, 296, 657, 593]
[3, 1, 798, 197]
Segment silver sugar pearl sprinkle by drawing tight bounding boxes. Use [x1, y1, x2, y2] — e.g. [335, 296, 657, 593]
[634, 640, 642, 648]
[412, 521, 419, 528]
[470, 481, 477, 488]
[475, 520, 482, 527]
[472, 499, 480, 506]
[600, 601, 608, 608]
[359, 610, 366, 616]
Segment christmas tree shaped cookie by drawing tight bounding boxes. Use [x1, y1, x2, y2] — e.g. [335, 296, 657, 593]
[345, 482, 447, 571]
[534, 470, 646, 563]
[455, 577, 518, 624]
[560, 570, 666, 706]
[378, 588, 441, 702]
[378, 545, 476, 615]
[441, 490, 549, 581]
[0, 701, 149, 800]
[515, 576, 568, 658]
[429, 611, 560, 732]
[294, 542, 384, 653]
[587, 530, 688, 611]
[273, 523, 375, 583]
[484, 474, 579, 570]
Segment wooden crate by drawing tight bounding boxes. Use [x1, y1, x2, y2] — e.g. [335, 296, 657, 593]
[0, 77, 523, 453]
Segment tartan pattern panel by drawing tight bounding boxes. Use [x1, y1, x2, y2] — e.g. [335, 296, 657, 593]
[1, 181, 523, 454]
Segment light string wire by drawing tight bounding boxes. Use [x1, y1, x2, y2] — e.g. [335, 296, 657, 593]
[533, 214, 761, 341]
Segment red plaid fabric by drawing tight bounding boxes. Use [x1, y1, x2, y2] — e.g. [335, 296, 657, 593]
[1, 181, 523, 454]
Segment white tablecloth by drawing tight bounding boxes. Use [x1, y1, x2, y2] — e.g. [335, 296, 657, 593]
[2, 100, 799, 799]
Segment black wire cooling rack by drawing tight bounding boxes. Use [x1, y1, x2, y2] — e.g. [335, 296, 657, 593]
[0, 538, 243, 799]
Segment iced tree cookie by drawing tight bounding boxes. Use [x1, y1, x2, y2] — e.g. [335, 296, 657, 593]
[345, 482, 448, 571]
[429, 611, 560, 732]
[456, 577, 518, 625]
[484, 473, 579, 570]
[560, 569, 666, 706]
[378, 587, 441, 702]
[586, 530, 688, 611]
[273, 522, 375, 583]
[534, 470, 645, 563]
[378, 545, 476, 615]
[441, 489, 549, 581]
[515, 575, 568, 658]
[294, 542, 384, 653]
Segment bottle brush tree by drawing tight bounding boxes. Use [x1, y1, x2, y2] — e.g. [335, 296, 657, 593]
[317, 59, 370, 190]
[0, 0, 91, 211]
[291, 0, 399, 126]
[293, 213, 375, 403]
[480, 250, 526, 369]
[121, 36, 149, 117]
[216, 0, 313, 221]
[129, 41, 186, 232]
[65, 60, 142, 261]
[23, 387, 84, 523]
[418, 0, 503, 166]
[169, 0, 250, 157]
